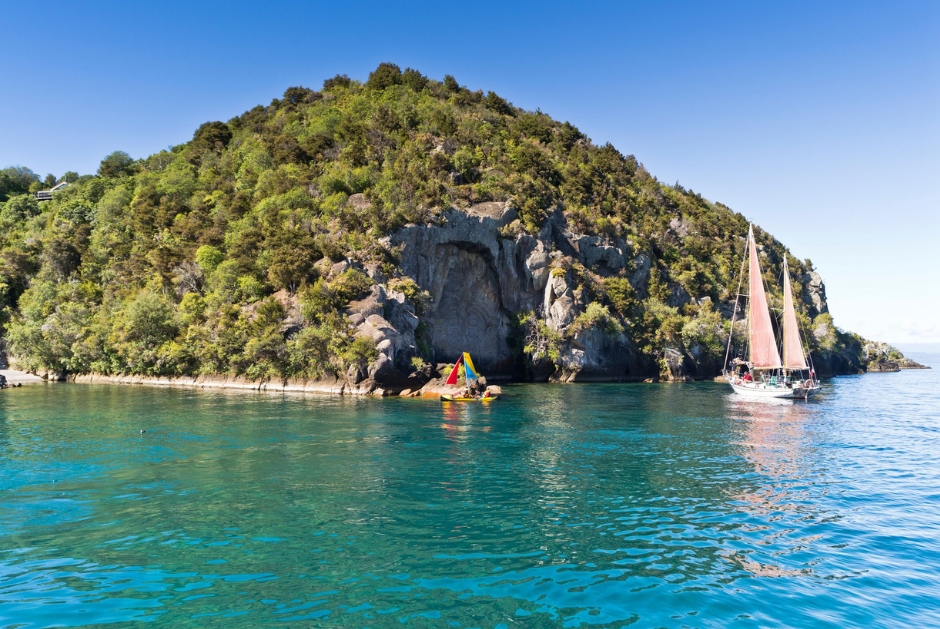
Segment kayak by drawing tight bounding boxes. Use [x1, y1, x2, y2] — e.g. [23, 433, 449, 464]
[440, 394, 499, 402]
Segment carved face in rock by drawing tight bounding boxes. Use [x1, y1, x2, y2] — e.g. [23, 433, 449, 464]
[424, 243, 513, 372]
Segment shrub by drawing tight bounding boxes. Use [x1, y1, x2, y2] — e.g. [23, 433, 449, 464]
[603, 277, 636, 316]
[98, 151, 137, 178]
[366, 62, 402, 90]
[323, 74, 352, 91]
[191, 121, 233, 154]
[195, 245, 225, 274]
[519, 310, 562, 365]
[570, 302, 623, 336]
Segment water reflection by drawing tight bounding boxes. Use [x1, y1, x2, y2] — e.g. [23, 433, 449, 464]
[1, 380, 938, 627]
[723, 393, 837, 580]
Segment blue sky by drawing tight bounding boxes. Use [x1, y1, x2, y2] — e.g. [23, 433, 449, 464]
[2, 0, 937, 344]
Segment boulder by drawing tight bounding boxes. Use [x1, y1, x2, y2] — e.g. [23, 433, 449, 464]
[570, 234, 626, 272]
[368, 353, 395, 381]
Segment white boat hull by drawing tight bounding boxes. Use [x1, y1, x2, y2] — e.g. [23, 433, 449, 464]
[727, 379, 821, 400]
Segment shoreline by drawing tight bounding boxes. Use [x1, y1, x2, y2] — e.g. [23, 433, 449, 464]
[0, 365, 922, 398]
[69, 373, 381, 396]
[66, 372, 470, 398]
[0, 369, 46, 384]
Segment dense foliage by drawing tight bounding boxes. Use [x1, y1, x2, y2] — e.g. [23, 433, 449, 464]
[0, 63, 861, 379]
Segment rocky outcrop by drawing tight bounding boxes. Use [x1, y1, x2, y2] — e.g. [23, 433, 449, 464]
[390, 204, 534, 375]
[801, 270, 829, 319]
[386, 203, 645, 382]
[861, 341, 929, 371]
[338, 202, 916, 388]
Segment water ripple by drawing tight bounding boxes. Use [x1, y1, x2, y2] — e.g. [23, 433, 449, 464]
[1, 370, 939, 627]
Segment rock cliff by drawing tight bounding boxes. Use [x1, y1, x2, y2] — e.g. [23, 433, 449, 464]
[328, 201, 896, 392]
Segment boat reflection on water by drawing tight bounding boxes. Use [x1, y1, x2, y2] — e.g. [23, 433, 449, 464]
[440, 398, 492, 436]
[727, 394, 814, 479]
[722, 393, 832, 578]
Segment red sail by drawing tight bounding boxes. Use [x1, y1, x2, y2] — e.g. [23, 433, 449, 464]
[782, 257, 808, 370]
[444, 355, 463, 385]
[747, 226, 782, 368]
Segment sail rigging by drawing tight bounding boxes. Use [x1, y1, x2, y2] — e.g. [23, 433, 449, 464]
[781, 257, 808, 370]
[747, 225, 782, 368]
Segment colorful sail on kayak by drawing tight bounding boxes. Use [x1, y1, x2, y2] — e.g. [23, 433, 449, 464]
[444, 352, 480, 385]
[462, 352, 478, 382]
[444, 354, 463, 385]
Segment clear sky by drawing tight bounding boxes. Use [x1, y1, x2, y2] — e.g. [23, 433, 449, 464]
[2, 0, 937, 345]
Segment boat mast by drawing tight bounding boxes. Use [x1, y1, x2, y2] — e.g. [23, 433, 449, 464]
[723, 231, 750, 372]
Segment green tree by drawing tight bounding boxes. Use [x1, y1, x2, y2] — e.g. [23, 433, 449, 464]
[0, 166, 40, 202]
[281, 86, 319, 107]
[191, 121, 233, 154]
[484, 91, 513, 116]
[401, 67, 428, 92]
[195, 245, 224, 274]
[110, 290, 178, 374]
[366, 62, 402, 90]
[323, 73, 352, 91]
[98, 151, 136, 178]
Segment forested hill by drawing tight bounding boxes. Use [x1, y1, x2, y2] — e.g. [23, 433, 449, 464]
[0, 63, 897, 385]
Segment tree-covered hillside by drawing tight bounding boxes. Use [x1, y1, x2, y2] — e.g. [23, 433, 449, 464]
[0, 63, 869, 382]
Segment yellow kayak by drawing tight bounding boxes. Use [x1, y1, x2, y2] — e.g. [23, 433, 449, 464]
[440, 394, 499, 402]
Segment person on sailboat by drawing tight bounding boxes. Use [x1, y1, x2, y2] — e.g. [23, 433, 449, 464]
[742, 372, 752, 383]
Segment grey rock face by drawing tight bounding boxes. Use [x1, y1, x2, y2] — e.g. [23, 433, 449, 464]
[344, 204, 842, 386]
[544, 273, 575, 330]
[661, 347, 691, 382]
[390, 204, 530, 373]
[802, 270, 829, 318]
[554, 327, 633, 382]
[665, 283, 692, 308]
[424, 242, 514, 370]
[629, 254, 652, 298]
[570, 235, 626, 273]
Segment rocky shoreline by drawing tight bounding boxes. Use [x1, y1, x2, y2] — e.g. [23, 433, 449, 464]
[2, 359, 915, 398]
[66, 369, 504, 399]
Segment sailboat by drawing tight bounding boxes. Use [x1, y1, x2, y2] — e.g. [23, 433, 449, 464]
[723, 225, 821, 400]
[440, 352, 498, 402]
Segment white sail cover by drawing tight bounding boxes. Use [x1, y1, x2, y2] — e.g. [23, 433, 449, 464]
[782, 257, 808, 370]
[747, 226, 782, 368]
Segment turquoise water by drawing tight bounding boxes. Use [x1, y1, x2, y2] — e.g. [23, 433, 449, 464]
[1, 369, 939, 628]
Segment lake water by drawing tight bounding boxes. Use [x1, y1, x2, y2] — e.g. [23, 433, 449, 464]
[2, 367, 939, 628]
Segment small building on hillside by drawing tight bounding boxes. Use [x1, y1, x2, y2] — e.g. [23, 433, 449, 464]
[35, 181, 70, 202]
